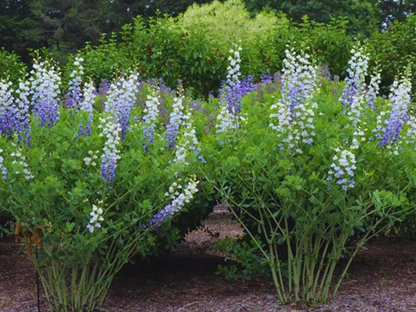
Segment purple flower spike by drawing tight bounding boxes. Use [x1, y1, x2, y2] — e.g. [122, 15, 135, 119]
[149, 177, 199, 228]
[377, 67, 412, 148]
[164, 95, 185, 149]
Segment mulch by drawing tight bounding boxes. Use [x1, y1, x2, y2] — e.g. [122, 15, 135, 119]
[1, 212, 416, 312]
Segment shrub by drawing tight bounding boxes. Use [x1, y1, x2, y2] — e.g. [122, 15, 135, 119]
[0, 58, 214, 311]
[0, 48, 27, 85]
[368, 14, 416, 100]
[201, 46, 416, 304]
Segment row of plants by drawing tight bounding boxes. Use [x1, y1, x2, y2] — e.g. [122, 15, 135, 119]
[1, 42, 416, 310]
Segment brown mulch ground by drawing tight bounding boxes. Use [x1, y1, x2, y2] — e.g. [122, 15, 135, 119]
[1, 211, 416, 312]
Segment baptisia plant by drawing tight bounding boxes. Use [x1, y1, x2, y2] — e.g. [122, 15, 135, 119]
[204, 46, 411, 305]
[0, 59, 208, 311]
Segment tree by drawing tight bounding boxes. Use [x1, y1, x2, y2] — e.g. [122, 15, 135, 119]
[0, 0, 44, 62]
[0, 0, 216, 62]
[379, 0, 416, 29]
[244, 0, 380, 36]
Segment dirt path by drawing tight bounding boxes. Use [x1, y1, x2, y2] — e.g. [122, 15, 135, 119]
[1, 213, 416, 312]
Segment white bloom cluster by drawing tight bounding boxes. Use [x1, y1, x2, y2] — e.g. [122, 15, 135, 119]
[149, 175, 199, 226]
[366, 67, 381, 110]
[345, 47, 369, 94]
[341, 47, 381, 131]
[403, 114, 416, 145]
[0, 148, 7, 180]
[0, 77, 32, 141]
[351, 125, 368, 150]
[270, 48, 319, 153]
[87, 201, 105, 233]
[174, 112, 204, 164]
[83, 150, 99, 166]
[0, 80, 14, 130]
[142, 90, 160, 149]
[79, 80, 95, 117]
[226, 46, 242, 84]
[0, 80, 13, 106]
[143, 92, 160, 124]
[388, 72, 412, 121]
[327, 148, 356, 190]
[70, 57, 84, 78]
[215, 104, 241, 134]
[340, 47, 369, 128]
[280, 48, 318, 104]
[11, 145, 34, 180]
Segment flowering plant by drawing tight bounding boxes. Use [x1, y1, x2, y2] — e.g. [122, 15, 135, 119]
[0, 61, 214, 311]
[202, 47, 416, 304]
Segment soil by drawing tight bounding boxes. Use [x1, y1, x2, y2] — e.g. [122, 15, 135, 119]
[1, 211, 416, 312]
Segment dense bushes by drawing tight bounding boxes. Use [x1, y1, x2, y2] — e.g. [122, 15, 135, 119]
[1, 1, 416, 310]
[199, 46, 416, 303]
[368, 14, 416, 99]
[3, 1, 414, 100]
[0, 48, 27, 85]
[74, 0, 354, 96]
[0, 61, 215, 310]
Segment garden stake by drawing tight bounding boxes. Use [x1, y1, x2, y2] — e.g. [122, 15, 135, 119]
[36, 244, 40, 312]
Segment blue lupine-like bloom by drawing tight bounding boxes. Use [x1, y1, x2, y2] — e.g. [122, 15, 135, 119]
[216, 45, 246, 133]
[0, 79, 31, 141]
[30, 60, 61, 127]
[98, 79, 110, 96]
[377, 68, 412, 147]
[216, 70, 273, 135]
[99, 116, 121, 184]
[0, 80, 16, 137]
[164, 95, 185, 149]
[148, 177, 199, 228]
[105, 73, 140, 139]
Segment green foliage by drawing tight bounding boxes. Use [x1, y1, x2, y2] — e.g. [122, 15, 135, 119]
[200, 68, 416, 303]
[0, 48, 27, 84]
[67, 34, 133, 85]
[368, 15, 416, 99]
[216, 235, 272, 281]
[80, 0, 352, 96]
[120, 13, 229, 96]
[0, 73, 214, 310]
[272, 16, 353, 78]
[244, 0, 380, 36]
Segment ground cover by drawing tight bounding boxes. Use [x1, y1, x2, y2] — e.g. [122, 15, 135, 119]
[1, 211, 416, 312]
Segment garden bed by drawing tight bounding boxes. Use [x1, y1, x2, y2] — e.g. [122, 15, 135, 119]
[1, 211, 416, 312]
